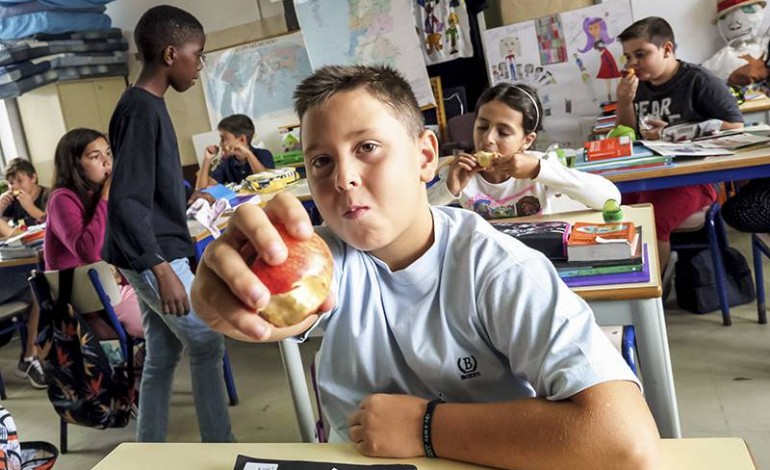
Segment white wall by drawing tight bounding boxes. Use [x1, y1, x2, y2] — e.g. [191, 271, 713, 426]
[628, 0, 723, 64]
[106, 0, 277, 45]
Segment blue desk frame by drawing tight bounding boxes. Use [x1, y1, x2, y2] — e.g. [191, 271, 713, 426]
[614, 161, 770, 193]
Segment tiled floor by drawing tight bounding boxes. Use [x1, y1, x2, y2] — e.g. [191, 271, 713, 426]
[1, 231, 768, 469]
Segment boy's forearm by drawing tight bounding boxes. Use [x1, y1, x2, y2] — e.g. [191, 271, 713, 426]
[721, 121, 744, 130]
[430, 382, 659, 469]
[246, 151, 267, 173]
[195, 159, 213, 190]
[0, 219, 13, 238]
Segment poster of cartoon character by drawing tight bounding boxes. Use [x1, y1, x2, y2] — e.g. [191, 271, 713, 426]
[483, 0, 633, 147]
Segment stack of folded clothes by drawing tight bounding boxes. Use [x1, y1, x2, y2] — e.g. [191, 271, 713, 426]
[0, 0, 127, 99]
[0, 0, 114, 40]
[0, 29, 128, 99]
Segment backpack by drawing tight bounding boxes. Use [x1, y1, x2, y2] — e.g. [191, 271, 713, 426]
[34, 269, 133, 429]
[674, 247, 756, 314]
[0, 405, 58, 470]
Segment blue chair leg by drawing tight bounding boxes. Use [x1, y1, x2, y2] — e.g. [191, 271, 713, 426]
[60, 417, 67, 454]
[621, 326, 638, 376]
[707, 205, 731, 326]
[754, 234, 768, 324]
[223, 352, 238, 406]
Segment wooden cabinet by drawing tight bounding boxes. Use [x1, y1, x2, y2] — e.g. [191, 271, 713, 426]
[17, 77, 126, 185]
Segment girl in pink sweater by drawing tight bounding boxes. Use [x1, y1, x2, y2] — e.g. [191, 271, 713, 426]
[44, 128, 143, 338]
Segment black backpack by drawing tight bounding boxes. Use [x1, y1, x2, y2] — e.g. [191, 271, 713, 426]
[674, 247, 756, 314]
[33, 269, 133, 429]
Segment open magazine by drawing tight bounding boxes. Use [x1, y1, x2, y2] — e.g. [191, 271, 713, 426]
[639, 140, 735, 157]
[688, 131, 770, 150]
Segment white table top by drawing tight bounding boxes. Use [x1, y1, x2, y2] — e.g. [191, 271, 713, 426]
[93, 439, 756, 470]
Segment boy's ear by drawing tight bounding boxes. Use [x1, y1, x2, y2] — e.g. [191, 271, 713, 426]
[662, 41, 675, 57]
[163, 45, 176, 66]
[417, 129, 439, 183]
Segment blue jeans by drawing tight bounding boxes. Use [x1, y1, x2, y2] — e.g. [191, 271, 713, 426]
[121, 258, 234, 442]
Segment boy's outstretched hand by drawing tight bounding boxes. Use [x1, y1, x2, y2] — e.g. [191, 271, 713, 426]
[191, 192, 335, 342]
[348, 394, 427, 458]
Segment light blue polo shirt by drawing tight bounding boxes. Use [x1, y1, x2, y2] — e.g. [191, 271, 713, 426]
[310, 206, 639, 441]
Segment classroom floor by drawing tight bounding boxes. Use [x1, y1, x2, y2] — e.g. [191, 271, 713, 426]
[1, 230, 769, 470]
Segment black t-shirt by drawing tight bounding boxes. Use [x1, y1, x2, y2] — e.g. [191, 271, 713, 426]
[210, 147, 275, 185]
[634, 61, 744, 125]
[2, 186, 49, 226]
[102, 87, 194, 271]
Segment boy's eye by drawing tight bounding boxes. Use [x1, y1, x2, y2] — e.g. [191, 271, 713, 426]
[311, 156, 332, 168]
[360, 142, 378, 153]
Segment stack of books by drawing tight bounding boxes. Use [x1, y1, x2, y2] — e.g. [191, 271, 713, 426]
[492, 221, 649, 287]
[574, 142, 672, 176]
[591, 101, 618, 136]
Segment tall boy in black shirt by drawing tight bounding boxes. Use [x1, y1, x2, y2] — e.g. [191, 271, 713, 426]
[103, 5, 234, 442]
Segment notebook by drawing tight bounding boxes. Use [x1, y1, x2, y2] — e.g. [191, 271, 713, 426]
[562, 245, 650, 288]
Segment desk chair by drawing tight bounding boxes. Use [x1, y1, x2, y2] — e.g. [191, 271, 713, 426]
[671, 203, 733, 325]
[440, 112, 476, 156]
[0, 300, 30, 399]
[752, 233, 770, 324]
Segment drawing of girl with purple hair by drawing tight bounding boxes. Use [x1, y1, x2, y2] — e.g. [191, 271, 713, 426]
[578, 16, 621, 101]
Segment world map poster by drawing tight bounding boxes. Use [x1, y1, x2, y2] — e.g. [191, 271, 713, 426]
[200, 31, 313, 128]
[294, 0, 435, 108]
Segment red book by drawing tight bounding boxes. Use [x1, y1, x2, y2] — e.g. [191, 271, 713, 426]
[584, 136, 633, 161]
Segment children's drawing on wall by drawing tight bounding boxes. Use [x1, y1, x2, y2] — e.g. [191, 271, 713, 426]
[499, 35, 520, 81]
[573, 52, 597, 102]
[536, 15, 568, 65]
[414, 0, 474, 65]
[484, 0, 633, 148]
[577, 15, 621, 102]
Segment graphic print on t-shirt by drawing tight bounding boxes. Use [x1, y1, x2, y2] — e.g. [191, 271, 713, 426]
[463, 184, 542, 219]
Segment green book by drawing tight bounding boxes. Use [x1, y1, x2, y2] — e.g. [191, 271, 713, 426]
[557, 263, 642, 279]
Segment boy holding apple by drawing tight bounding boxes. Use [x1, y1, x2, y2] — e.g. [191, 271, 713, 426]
[192, 65, 659, 469]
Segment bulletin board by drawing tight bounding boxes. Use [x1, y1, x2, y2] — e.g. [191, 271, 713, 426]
[484, 0, 633, 147]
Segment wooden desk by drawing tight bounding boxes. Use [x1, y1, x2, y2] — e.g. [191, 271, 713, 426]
[605, 145, 770, 193]
[0, 255, 39, 269]
[499, 204, 679, 439]
[740, 94, 770, 125]
[93, 439, 757, 470]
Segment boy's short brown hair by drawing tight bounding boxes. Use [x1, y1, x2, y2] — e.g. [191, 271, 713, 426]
[618, 16, 676, 49]
[218, 114, 256, 143]
[4, 157, 37, 181]
[293, 65, 424, 138]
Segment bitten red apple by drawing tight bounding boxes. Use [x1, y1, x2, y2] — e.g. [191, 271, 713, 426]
[250, 225, 333, 328]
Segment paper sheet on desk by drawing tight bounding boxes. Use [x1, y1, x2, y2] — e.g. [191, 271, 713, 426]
[235, 455, 416, 470]
[187, 198, 230, 238]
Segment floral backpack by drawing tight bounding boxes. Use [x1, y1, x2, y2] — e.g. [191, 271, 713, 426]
[32, 269, 133, 429]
